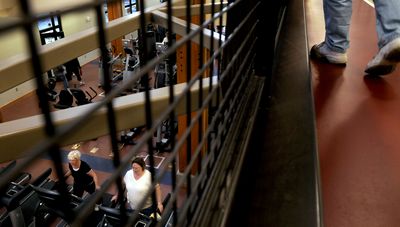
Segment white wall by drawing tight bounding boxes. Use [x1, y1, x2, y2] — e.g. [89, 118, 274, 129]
[0, 28, 27, 61]
[147, 0, 161, 7]
[63, 10, 101, 65]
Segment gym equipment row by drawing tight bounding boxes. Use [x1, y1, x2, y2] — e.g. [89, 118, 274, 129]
[0, 161, 56, 227]
[0, 161, 173, 226]
[44, 70, 98, 110]
[53, 87, 98, 109]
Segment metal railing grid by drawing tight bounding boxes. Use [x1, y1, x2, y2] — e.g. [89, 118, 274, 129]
[0, 0, 262, 226]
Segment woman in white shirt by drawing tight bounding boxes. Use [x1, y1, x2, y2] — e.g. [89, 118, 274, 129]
[162, 31, 169, 45]
[112, 157, 163, 216]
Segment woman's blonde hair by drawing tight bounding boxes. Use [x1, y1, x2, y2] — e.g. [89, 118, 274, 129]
[67, 150, 81, 161]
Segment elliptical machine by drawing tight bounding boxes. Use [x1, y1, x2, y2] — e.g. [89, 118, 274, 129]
[122, 39, 141, 93]
[98, 49, 122, 89]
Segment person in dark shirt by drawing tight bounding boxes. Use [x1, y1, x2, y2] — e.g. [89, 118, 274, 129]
[64, 58, 85, 86]
[64, 150, 99, 197]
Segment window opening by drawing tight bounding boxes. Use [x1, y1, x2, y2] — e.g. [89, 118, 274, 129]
[124, 0, 137, 14]
[38, 15, 64, 45]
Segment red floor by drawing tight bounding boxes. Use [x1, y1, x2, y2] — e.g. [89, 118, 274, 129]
[306, 0, 400, 226]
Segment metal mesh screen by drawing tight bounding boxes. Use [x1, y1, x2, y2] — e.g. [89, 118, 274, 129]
[0, 0, 262, 226]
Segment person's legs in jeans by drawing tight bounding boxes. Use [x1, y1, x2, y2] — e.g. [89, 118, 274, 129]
[62, 74, 69, 89]
[365, 0, 400, 75]
[374, 0, 400, 49]
[323, 0, 352, 53]
[310, 0, 352, 64]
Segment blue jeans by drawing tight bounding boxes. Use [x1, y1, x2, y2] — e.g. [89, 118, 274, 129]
[62, 74, 69, 89]
[323, 0, 400, 52]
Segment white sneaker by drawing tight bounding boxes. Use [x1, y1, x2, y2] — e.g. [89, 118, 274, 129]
[310, 42, 347, 65]
[365, 38, 400, 76]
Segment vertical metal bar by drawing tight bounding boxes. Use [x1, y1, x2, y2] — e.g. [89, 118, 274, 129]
[209, 0, 216, 107]
[57, 15, 63, 31]
[207, 0, 217, 178]
[197, 0, 205, 183]
[193, 1, 206, 212]
[166, 0, 178, 224]
[185, 0, 193, 209]
[138, 0, 158, 220]
[213, 0, 224, 156]
[18, 0, 68, 197]
[93, 1, 127, 223]
[50, 17, 56, 33]
[216, 0, 224, 106]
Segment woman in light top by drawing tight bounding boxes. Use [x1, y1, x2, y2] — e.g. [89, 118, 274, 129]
[64, 150, 99, 197]
[112, 157, 163, 216]
[162, 31, 169, 45]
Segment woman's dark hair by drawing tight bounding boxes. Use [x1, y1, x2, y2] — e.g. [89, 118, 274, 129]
[131, 157, 146, 170]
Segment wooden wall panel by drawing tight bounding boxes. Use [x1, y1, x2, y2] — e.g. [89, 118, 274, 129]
[107, 1, 123, 55]
[177, 2, 209, 173]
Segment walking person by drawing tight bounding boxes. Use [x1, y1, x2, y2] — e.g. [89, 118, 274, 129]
[111, 157, 164, 216]
[64, 150, 99, 197]
[64, 58, 85, 85]
[310, 0, 400, 76]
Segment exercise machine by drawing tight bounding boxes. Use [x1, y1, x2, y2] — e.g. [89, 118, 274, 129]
[154, 33, 177, 89]
[31, 185, 101, 226]
[122, 38, 141, 93]
[43, 77, 58, 102]
[155, 118, 177, 152]
[0, 168, 54, 227]
[53, 90, 73, 109]
[97, 206, 152, 227]
[153, 37, 177, 152]
[98, 49, 123, 88]
[120, 126, 144, 145]
[70, 87, 97, 106]
[54, 87, 97, 109]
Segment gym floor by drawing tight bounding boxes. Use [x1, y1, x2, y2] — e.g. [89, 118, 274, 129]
[307, 0, 400, 226]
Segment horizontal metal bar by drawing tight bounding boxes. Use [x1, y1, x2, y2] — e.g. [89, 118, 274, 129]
[0, 77, 217, 163]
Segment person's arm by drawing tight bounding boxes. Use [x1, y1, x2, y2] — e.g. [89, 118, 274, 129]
[111, 178, 126, 203]
[64, 170, 71, 179]
[155, 183, 163, 213]
[64, 163, 72, 179]
[111, 193, 118, 202]
[87, 169, 100, 190]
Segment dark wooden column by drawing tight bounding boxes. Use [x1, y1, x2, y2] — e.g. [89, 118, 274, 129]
[177, 1, 209, 173]
[107, 1, 123, 55]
